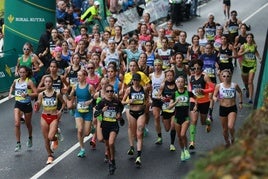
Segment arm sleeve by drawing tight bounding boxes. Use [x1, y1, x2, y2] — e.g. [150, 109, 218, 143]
[202, 82, 215, 94]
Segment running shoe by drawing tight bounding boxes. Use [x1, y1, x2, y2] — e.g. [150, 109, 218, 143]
[56, 128, 64, 142]
[225, 142, 231, 148]
[51, 139, 58, 151]
[231, 138, 235, 144]
[135, 156, 141, 167]
[15, 143, 21, 152]
[180, 151, 186, 162]
[206, 125, 211, 133]
[189, 142, 195, 150]
[46, 155, 54, 165]
[90, 138, 96, 150]
[143, 127, 149, 137]
[104, 154, 109, 163]
[109, 162, 116, 175]
[77, 149, 86, 158]
[169, 144, 176, 151]
[206, 117, 212, 133]
[206, 116, 212, 125]
[248, 99, 253, 104]
[155, 137, 162, 145]
[27, 138, 32, 148]
[127, 147, 134, 155]
[184, 149, 191, 160]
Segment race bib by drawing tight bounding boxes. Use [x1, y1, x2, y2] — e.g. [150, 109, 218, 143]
[219, 54, 229, 63]
[70, 78, 78, 87]
[192, 88, 204, 98]
[15, 89, 26, 97]
[131, 93, 145, 105]
[152, 88, 159, 99]
[222, 89, 235, 99]
[228, 26, 238, 34]
[43, 98, 56, 107]
[204, 68, 215, 77]
[245, 52, 255, 61]
[77, 101, 89, 113]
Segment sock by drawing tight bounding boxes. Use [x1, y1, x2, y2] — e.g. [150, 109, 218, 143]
[189, 124, 196, 142]
[170, 130, 176, 145]
[29, 136, 32, 140]
[130, 146, 134, 150]
[137, 151, 142, 157]
[17, 141, 21, 144]
[158, 133, 162, 138]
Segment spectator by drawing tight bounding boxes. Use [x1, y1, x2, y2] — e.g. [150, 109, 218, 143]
[81, 0, 94, 14]
[109, 0, 120, 14]
[170, 0, 183, 27]
[72, 0, 84, 9]
[65, 6, 75, 28]
[36, 22, 54, 69]
[81, 1, 101, 24]
[191, 0, 199, 17]
[56, 1, 67, 26]
[73, 7, 83, 32]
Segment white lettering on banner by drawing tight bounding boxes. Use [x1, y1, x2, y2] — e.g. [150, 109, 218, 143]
[116, 8, 140, 35]
[0, 71, 5, 78]
[16, 18, 29, 22]
[115, 0, 169, 35]
[15, 17, 45, 22]
[144, 0, 169, 22]
[30, 18, 45, 22]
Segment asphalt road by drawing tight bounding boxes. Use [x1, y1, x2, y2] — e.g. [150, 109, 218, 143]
[0, 0, 267, 178]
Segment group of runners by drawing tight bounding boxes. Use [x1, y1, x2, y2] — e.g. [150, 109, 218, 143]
[8, 8, 262, 175]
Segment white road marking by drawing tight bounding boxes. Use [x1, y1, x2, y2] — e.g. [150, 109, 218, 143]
[7, 1, 268, 178]
[242, 2, 268, 23]
[30, 134, 93, 179]
[0, 95, 13, 104]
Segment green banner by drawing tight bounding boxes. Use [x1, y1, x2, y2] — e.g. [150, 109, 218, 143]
[0, 53, 18, 92]
[4, 0, 55, 51]
[0, 0, 55, 92]
[256, 36, 268, 108]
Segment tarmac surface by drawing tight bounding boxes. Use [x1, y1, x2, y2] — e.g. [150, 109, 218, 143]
[0, 0, 267, 178]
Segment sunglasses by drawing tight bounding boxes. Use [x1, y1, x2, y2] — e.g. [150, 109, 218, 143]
[106, 90, 114, 93]
[132, 79, 140, 81]
[222, 75, 230, 78]
[87, 67, 94, 70]
[23, 48, 30, 51]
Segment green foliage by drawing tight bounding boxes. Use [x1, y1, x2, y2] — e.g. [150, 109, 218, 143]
[186, 86, 268, 178]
